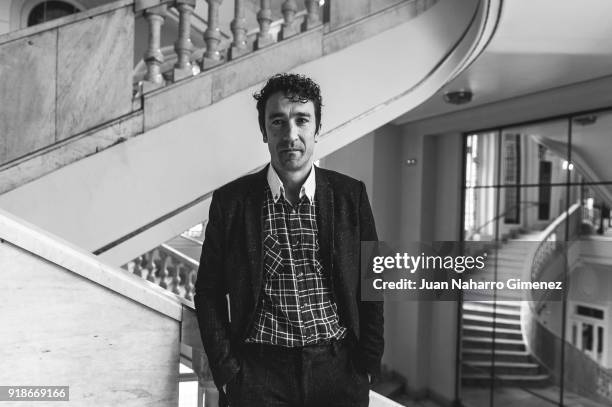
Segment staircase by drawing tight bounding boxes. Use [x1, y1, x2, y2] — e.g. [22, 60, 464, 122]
[0, 0, 497, 268]
[461, 232, 551, 388]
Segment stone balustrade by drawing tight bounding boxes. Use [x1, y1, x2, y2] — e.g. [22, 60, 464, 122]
[135, 0, 325, 93]
[124, 243, 199, 302]
[529, 203, 581, 310]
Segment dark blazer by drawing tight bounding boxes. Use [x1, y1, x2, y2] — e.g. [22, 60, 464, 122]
[195, 165, 384, 388]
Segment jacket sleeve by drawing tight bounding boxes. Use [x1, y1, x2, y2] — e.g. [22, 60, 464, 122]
[194, 190, 240, 388]
[357, 181, 384, 380]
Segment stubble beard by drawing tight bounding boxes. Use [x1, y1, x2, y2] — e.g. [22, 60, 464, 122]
[277, 150, 312, 173]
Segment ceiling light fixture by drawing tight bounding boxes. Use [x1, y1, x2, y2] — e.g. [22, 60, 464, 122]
[443, 89, 473, 105]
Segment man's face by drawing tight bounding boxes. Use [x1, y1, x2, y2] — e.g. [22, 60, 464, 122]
[263, 91, 318, 174]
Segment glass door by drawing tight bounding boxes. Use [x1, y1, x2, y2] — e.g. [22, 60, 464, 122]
[569, 304, 606, 365]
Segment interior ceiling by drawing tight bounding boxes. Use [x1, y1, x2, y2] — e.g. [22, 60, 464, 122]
[530, 111, 612, 183]
[394, 0, 612, 124]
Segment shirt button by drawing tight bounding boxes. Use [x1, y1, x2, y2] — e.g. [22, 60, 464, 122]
[293, 240, 300, 248]
[296, 272, 303, 278]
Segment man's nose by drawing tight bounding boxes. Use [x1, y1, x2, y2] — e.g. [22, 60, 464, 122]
[284, 121, 299, 141]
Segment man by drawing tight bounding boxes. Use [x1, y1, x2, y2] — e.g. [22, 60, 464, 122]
[195, 73, 383, 407]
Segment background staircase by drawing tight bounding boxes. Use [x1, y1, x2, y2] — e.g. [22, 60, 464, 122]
[461, 231, 551, 388]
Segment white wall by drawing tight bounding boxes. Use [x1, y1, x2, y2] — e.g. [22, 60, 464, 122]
[395, 130, 462, 402]
[372, 125, 402, 242]
[320, 132, 375, 198]
[0, 0, 11, 34]
[322, 124, 463, 404]
[321, 125, 427, 394]
[424, 133, 462, 403]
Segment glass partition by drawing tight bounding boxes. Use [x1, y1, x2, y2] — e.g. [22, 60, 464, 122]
[460, 109, 612, 407]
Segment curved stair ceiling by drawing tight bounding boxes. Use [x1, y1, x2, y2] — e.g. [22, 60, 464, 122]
[395, 0, 612, 126]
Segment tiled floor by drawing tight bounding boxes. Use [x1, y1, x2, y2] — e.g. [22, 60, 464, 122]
[461, 385, 606, 407]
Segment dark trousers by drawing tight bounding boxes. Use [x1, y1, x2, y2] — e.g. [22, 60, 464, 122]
[226, 340, 370, 407]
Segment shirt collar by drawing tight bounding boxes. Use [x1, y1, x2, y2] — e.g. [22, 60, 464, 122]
[267, 163, 316, 203]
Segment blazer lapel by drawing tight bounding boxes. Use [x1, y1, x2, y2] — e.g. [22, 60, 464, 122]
[244, 166, 267, 305]
[315, 167, 335, 283]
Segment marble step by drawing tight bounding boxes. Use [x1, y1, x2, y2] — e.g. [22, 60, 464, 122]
[462, 314, 522, 330]
[462, 373, 550, 388]
[463, 361, 541, 376]
[462, 324, 523, 340]
[462, 348, 532, 363]
[462, 336, 526, 351]
[463, 303, 522, 318]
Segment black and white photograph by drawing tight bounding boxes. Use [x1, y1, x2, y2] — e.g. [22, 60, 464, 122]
[1, 0, 612, 406]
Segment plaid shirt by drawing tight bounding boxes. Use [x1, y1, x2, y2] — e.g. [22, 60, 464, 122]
[246, 166, 346, 347]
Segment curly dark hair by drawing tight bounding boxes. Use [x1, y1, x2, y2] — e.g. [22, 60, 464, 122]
[253, 73, 323, 136]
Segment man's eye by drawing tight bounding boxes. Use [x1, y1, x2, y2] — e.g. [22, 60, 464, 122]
[271, 119, 284, 126]
[297, 118, 309, 125]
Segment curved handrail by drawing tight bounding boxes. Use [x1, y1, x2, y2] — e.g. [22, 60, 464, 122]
[465, 200, 540, 241]
[522, 202, 612, 404]
[529, 202, 581, 311]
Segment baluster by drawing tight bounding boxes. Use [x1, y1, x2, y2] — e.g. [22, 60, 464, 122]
[202, 0, 225, 69]
[132, 257, 144, 277]
[255, 0, 274, 49]
[158, 251, 170, 289]
[143, 5, 168, 92]
[175, 263, 185, 297]
[303, 0, 321, 30]
[280, 0, 300, 40]
[184, 268, 195, 301]
[145, 251, 157, 283]
[170, 259, 182, 295]
[229, 0, 248, 59]
[172, 0, 196, 81]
